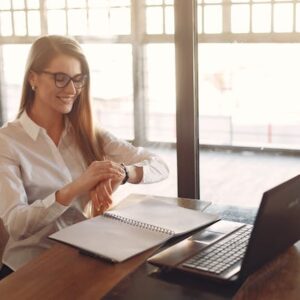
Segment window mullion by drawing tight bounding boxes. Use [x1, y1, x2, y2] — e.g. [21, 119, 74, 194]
[175, 0, 199, 199]
[132, 0, 147, 146]
[223, 0, 231, 33]
[39, 0, 48, 34]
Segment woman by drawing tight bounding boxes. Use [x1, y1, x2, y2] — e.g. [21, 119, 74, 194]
[0, 35, 169, 278]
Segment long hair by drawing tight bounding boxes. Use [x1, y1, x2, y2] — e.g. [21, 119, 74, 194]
[17, 35, 105, 165]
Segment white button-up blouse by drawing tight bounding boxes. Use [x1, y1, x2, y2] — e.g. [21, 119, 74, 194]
[0, 111, 169, 270]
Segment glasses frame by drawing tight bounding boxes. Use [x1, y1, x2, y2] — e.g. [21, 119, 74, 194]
[40, 71, 88, 89]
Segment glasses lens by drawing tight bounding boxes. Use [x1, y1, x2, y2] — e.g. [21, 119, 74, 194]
[73, 74, 87, 89]
[55, 73, 70, 88]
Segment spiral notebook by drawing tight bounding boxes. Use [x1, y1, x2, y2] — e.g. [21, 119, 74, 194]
[49, 198, 219, 262]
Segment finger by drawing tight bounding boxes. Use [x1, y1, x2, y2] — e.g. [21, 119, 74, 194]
[106, 179, 113, 194]
[94, 161, 125, 178]
[96, 182, 113, 206]
[95, 183, 109, 211]
[91, 189, 102, 212]
[102, 182, 113, 204]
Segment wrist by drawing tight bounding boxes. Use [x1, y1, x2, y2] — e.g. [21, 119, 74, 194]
[120, 163, 129, 184]
[56, 182, 78, 206]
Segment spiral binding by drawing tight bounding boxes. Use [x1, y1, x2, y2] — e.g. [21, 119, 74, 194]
[104, 213, 175, 236]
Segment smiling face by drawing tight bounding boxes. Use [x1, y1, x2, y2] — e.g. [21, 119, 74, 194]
[29, 54, 83, 117]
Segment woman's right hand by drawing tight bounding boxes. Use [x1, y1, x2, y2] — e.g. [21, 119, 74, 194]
[56, 160, 124, 206]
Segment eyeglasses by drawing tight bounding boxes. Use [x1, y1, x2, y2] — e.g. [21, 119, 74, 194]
[41, 71, 88, 89]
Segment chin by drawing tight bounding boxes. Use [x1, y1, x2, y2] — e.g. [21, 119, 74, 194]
[58, 105, 74, 114]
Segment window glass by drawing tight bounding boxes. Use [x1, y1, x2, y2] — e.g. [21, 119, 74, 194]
[46, 0, 65, 9]
[12, 0, 25, 9]
[82, 44, 134, 140]
[146, 44, 176, 143]
[27, 10, 41, 36]
[27, 0, 39, 9]
[198, 44, 300, 206]
[204, 5, 222, 33]
[274, 3, 293, 33]
[13, 11, 26, 36]
[1, 45, 30, 122]
[146, 7, 163, 34]
[252, 4, 271, 33]
[110, 7, 131, 35]
[0, 0, 11, 10]
[88, 8, 110, 35]
[68, 9, 88, 35]
[165, 6, 174, 34]
[0, 12, 13, 36]
[47, 10, 67, 34]
[231, 4, 250, 33]
[67, 0, 86, 8]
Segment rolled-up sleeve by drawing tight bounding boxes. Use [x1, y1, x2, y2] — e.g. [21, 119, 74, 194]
[102, 130, 169, 183]
[0, 140, 68, 241]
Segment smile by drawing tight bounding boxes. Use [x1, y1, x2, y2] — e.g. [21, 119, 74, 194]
[58, 97, 74, 104]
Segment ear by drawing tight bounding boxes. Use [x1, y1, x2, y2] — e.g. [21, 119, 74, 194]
[28, 70, 38, 87]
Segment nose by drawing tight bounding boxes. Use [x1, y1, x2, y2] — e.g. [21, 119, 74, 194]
[64, 79, 77, 94]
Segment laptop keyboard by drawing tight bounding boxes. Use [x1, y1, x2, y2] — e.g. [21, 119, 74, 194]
[183, 225, 253, 275]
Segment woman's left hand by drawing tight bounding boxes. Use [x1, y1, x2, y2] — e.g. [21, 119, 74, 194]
[89, 178, 122, 215]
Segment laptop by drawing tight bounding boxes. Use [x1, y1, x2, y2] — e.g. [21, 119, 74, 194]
[148, 174, 300, 284]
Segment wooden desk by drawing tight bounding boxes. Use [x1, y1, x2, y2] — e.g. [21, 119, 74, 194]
[0, 194, 299, 300]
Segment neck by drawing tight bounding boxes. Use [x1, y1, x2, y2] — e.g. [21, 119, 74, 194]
[29, 105, 65, 145]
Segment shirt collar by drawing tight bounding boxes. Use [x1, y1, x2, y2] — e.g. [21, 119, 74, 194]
[19, 111, 72, 141]
[19, 110, 42, 141]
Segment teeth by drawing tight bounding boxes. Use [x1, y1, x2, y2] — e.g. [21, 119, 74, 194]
[59, 97, 73, 102]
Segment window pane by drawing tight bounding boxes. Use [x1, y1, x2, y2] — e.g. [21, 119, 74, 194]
[0, 0, 11, 9]
[274, 3, 293, 33]
[146, 7, 163, 34]
[27, 10, 40, 36]
[204, 0, 222, 3]
[165, 6, 174, 34]
[68, 9, 87, 35]
[146, 44, 176, 142]
[111, 0, 130, 5]
[67, 0, 86, 8]
[252, 4, 271, 33]
[199, 44, 300, 206]
[88, 0, 109, 8]
[198, 5, 202, 33]
[46, 0, 65, 9]
[47, 10, 66, 34]
[12, 0, 25, 9]
[231, 4, 249, 33]
[231, 0, 249, 3]
[82, 44, 133, 140]
[14, 11, 26, 36]
[110, 7, 131, 35]
[0, 12, 13, 36]
[204, 5, 222, 33]
[198, 44, 300, 148]
[88, 8, 110, 35]
[1, 45, 31, 122]
[296, 3, 300, 32]
[27, 0, 39, 9]
[146, 0, 163, 4]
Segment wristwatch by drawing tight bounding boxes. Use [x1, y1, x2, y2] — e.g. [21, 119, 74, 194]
[121, 163, 129, 184]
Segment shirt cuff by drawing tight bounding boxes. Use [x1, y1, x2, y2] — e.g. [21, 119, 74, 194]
[42, 192, 70, 220]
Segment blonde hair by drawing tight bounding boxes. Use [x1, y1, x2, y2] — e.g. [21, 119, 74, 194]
[18, 35, 105, 165]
